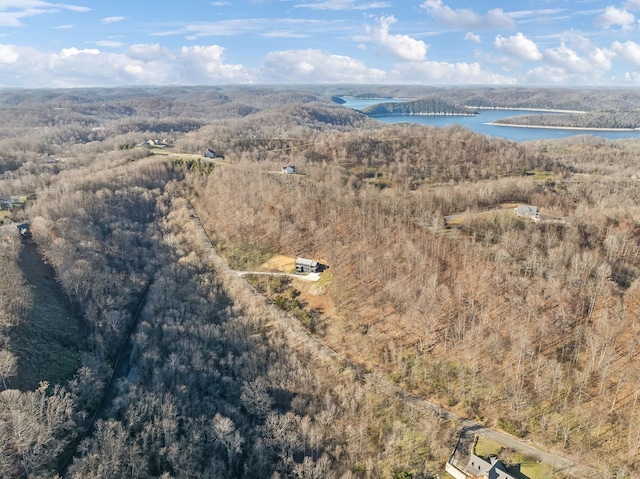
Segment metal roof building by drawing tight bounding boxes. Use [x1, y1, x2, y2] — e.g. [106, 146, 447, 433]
[295, 257, 318, 273]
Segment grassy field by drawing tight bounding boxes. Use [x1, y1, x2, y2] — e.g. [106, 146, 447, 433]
[474, 436, 502, 458]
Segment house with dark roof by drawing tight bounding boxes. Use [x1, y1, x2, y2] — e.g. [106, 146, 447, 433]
[295, 257, 318, 273]
[466, 454, 516, 479]
[446, 434, 520, 479]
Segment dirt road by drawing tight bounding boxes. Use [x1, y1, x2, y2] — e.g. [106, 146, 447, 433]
[237, 270, 321, 282]
[187, 202, 595, 479]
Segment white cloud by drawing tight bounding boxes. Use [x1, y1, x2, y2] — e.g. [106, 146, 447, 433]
[420, 0, 515, 30]
[508, 8, 568, 19]
[59, 4, 91, 12]
[365, 15, 428, 62]
[526, 66, 571, 84]
[0, 1, 90, 27]
[494, 33, 542, 61]
[626, 0, 640, 10]
[92, 40, 125, 48]
[590, 47, 613, 71]
[294, 0, 390, 10]
[101, 16, 125, 24]
[464, 32, 480, 43]
[594, 6, 635, 30]
[178, 45, 255, 82]
[544, 43, 594, 74]
[611, 40, 640, 64]
[154, 19, 266, 37]
[526, 59, 610, 85]
[0, 42, 255, 87]
[262, 31, 308, 38]
[624, 71, 640, 81]
[60, 47, 100, 58]
[0, 44, 19, 64]
[391, 60, 516, 84]
[261, 48, 386, 82]
[127, 43, 169, 61]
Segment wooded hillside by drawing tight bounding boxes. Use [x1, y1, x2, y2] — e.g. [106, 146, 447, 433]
[0, 85, 639, 478]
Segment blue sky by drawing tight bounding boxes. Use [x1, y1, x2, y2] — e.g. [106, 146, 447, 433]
[2, 1, 640, 87]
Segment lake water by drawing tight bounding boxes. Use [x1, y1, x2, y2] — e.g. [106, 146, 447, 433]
[339, 97, 640, 142]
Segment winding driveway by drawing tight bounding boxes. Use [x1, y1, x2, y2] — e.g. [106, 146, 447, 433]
[187, 202, 595, 479]
[236, 271, 321, 282]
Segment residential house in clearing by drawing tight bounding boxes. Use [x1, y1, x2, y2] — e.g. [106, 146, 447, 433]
[447, 452, 518, 479]
[466, 454, 516, 479]
[295, 257, 319, 273]
[446, 434, 519, 479]
[514, 204, 539, 222]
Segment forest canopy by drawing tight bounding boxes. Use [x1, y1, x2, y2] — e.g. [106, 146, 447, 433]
[0, 85, 640, 478]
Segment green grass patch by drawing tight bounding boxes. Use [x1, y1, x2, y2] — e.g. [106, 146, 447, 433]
[474, 436, 502, 458]
[226, 241, 274, 270]
[316, 269, 334, 287]
[518, 458, 554, 479]
[523, 170, 555, 181]
[475, 438, 555, 479]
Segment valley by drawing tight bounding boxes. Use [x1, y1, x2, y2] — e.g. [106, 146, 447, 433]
[0, 85, 639, 478]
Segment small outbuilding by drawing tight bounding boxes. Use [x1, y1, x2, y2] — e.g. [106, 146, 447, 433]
[282, 166, 296, 174]
[296, 257, 318, 273]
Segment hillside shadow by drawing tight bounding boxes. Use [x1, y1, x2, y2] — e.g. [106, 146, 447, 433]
[12, 240, 87, 390]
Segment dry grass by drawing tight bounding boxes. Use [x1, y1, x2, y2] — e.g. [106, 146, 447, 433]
[260, 254, 296, 273]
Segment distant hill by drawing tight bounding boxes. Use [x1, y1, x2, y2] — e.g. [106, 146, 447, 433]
[495, 110, 640, 129]
[361, 98, 477, 116]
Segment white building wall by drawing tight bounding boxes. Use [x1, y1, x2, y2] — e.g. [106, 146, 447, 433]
[445, 461, 469, 479]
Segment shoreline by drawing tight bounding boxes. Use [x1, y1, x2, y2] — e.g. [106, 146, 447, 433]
[369, 112, 477, 118]
[487, 122, 640, 132]
[469, 106, 588, 114]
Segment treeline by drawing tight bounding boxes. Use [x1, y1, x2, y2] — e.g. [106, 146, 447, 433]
[0, 87, 467, 478]
[361, 99, 477, 117]
[188, 107, 640, 477]
[0, 155, 180, 477]
[65, 196, 454, 478]
[4, 85, 640, 477]
[495, 111, 640, 129]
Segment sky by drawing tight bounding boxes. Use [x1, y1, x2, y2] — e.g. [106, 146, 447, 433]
[2, 0, 640, 87]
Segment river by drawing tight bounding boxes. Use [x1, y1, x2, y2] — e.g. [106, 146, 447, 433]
[339, 97, 640, 142]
